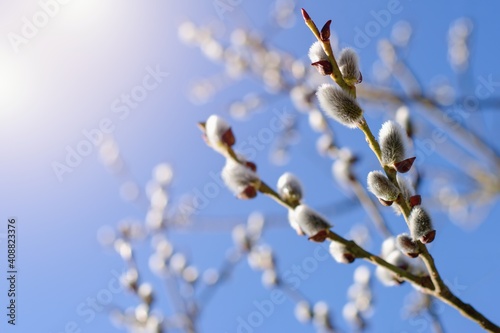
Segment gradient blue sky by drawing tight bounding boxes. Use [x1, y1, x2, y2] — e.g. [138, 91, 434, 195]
[1, 0, 500, 332]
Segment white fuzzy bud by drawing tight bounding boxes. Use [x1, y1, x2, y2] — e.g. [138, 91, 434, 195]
[367, 170, 400, 201]
[397, 175, 415, 201]
[354, 265, 371, 285]
[308, 41, 328, 63]
[287, 209, 304, 235]
[379, 120, 408, 165]
[295, 301, 312, 323]
[205, 115, 234, 153]
[293, 204, 331, 238]
[232, 224, 251, 251]
[121, 268, 139, 290]
[222, 159, 260, 199]
[396, 233, 419, 258]
[261, 269, 278, 288]
[316, 134, 336, 157]
[342, 302, 362, 326]
[277, 172, 303, 203]
[317, 84, 363, 128]
[329, 241, 355, 264]
[375, 250, 408, 286]
[138, 283, 154, 305]
[313, 301, 332, 328]
[338, 48, 361, 84]
[395, 105, 412, 137]
[308, 109, 327, 132]
[332, 148, 356, 186]
[381, 237, 397, 258]
[409, 206, 435, 244]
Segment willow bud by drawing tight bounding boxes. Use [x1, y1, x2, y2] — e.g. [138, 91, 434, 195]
[309, 41, 332, 75]
[395, 105, 413, 137]
[329, 241, 355, 264]
[338, 48, 361, 85]
[396, 233, 419, 258]
[222, 159, 260, 200]
[375, 251, 408, 286]
[295, 301, 312, 323]
[277, 172, 303, 204]
[409, 206, 436, 244]
[367, 170, 400, 202]
[293, 204, 331, 241]
[379, 120, 409, 168]
[288, 209, 305, 236]
[317, 84, 363, 128]
[308, 41, 328, 63]
[203, 115, 235, 154]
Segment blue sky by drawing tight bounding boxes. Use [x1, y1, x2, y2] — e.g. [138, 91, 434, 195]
[1, 0, 499, 332]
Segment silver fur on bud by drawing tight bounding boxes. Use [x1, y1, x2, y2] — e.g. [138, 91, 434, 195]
[367, 170, 400, 201]
[288, 209, 304, 235]
[308, 41, 328, 63]
[396, 233, 419, 258]
[393, 175, 415, 215]
[375, 250, 408, 286]
[329, 241, 355, 264]
[409, 207, 435, 244]
[379, 120, 408, 166]
[332, 148, 356, 186]
[316, 84, 363, 128]
[221, 159, 260, 198]
[395, 105, 413, 137]
[338, 48, 361, 84]
[397, 175, 415, 201]
[205, 115, 233, 153]
[277, 172, 303, 203]
[293, 204, 331, 238]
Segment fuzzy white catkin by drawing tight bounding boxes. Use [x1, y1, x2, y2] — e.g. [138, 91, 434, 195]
[277, 172, 303, 202]
[379, 120, 408, 165]
[342, 302, 360, 324]
[287, 209, 304, 235]
[338, 48, 360, 83]
[332, 148, 355, 187]
[295, 301, 312, 323]
[205, 115, 231, 152]
[308, 41, 328, 63]
[221, 159, 260, 197]
[381, 237, 397, 258]
[396, 233, 419, 257]
[409, 206, 434, 242]
[353, 265, 371, 285]
[329, 241, 354, 264]
[397, 175, 415, 201]
[293, 204, 331, 237]
[375, 250, 408, 286]
[395, 105, 411, 135]
[309, 109, 327, 132]
[367, 170, 400, 201]
[316, 84, 363, 128]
